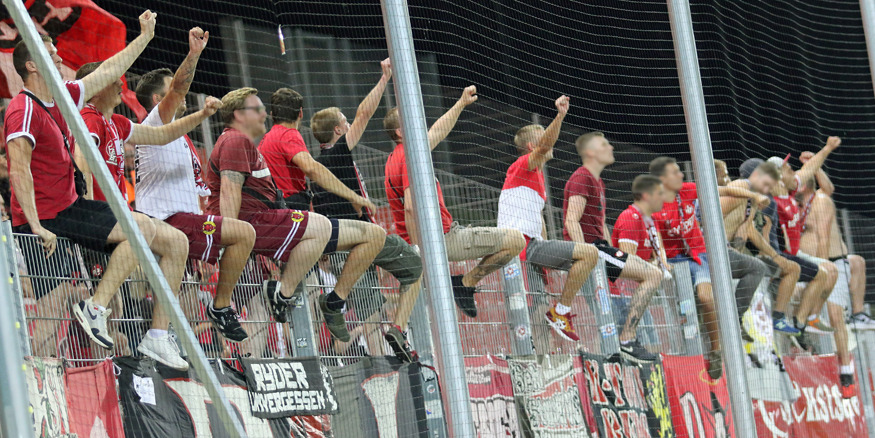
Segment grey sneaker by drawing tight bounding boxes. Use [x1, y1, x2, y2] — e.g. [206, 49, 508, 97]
[849, 312, 875, 331]
[72, 298, 113, 349]
[138, 333, 189, 371]
[319, 294, 350, 342]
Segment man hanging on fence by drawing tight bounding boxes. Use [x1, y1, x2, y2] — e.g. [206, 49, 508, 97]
[496, 95, 598, 342]
[5, 11, 206, 370]
[798, 170, 872, 398]
[133, 28, 260, 346]
[308, 59, 424, 362]
[766, 138, 840, 338]
[562, 132, 663, 363]
[383, 85, 526, 319]
[204, 87, 385, 345]
[651, 156, 769, 376]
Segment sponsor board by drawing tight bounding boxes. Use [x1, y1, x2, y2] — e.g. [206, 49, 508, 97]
[241, 357, 339, 418]
[661, 354, 734, 438]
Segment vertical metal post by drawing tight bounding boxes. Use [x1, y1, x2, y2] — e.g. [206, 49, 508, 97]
[231, 19, 252, 87]
[672, 262, 704, 355]
[2, 222, 31, 356]
[381, 1, 475, 436]
[855, 332, 875, 436]
[289, 277, 317, 357]
[584, 260, 620, 355]
[500, 257, 534, 355]
[0, 222, 31, 438]
[2, 2, 247, 435]
[840, 208, 856, 254]
[666, 0, 756, 434]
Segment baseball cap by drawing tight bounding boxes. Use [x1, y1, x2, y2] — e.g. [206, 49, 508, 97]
[739, 158, 763, 179]
[766, 153, 791, 169]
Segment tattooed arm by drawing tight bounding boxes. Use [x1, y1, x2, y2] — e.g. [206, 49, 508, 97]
[157, 27, 209, 124]
[219, 170, 245, 220]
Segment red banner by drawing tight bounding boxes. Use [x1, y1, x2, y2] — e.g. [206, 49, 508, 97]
[64, 359, 124, 438]
[756, 355, 868, 437]
[661, 355, 735, 438]
[465, 355, 521, 438]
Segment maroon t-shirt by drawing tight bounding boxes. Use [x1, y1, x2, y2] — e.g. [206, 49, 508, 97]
[562, 166, 606, 243]
[205, 128, 277, 215]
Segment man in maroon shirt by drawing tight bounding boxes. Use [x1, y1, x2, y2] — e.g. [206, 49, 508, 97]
[6, 11, 197, 370]
[563, 132, 663, 363]
[383, 86, 526, 319]
[205, 88, 385, 343]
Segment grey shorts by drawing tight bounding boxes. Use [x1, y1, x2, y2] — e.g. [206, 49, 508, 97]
[797, 251, 851, 312]
[373, 234, 423, 286]
[526, 239, 575, 271]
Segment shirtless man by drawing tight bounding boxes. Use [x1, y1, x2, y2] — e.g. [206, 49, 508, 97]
[798, 174, 869, 398]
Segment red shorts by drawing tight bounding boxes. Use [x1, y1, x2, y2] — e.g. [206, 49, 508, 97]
[165, 212, 224, 264]
[241, 209, 309, 262]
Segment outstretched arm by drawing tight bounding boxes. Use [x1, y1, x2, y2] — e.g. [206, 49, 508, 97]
[81, 11, 156, 102]
[799, 151, 835, 196]
[528, 95, 569, 170]
[427, 85, 478, 150]
[792, 136, 840, 192]
[347, 59, 391, 150]
[129, 97, 221, 145]
[294, 152, 375, 215]
[157, 27, 209, 124]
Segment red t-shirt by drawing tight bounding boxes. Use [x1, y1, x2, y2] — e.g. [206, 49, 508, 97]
[205, 128, 277, 215]
[384, 143, 453, 243]
[775, 190, 802, 256]
[562, 167, 605, 243]
[80, 104, 133, 202]
[258, 124, 309, 196]
[4, 81, 84, 226]
[501, 154, 546, 199]
[612, 205, 658, 260]
[654, 182, 705, 263]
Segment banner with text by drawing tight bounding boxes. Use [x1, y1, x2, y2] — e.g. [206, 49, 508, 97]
[26, 356, 73, 438]
[661, 354, 735, 438]
[241, 357, 338, 418]
[115, 357, 330, 438]
[465, 355, 522, 437]
[578, 352, 676, 438]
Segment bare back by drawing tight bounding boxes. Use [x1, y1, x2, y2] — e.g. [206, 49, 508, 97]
[799, 190, 847, 258]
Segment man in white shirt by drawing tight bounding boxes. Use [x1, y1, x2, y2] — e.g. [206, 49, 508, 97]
[134, 28, 256, 345]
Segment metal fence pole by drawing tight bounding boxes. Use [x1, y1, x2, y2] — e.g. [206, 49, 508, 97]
[584, 260, 620, 355]
[854, 332, 875, 435]
[671, 262, 704, 356]
[1, 2, 247, 435]
[666, 0, 756, 434]
[380, 1, 475, 436]
[500, 257, 534, 355]
[2, 222, 31, 356]
[0, 222, 32, 438]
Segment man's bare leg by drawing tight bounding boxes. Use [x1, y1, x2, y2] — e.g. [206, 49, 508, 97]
[557, 243, 599, 307]
[795, 264, 838, 326]
[330, 220, 386, 300]
[849, 255, 867, 314]
[147, 220, 189, 331]
[461, 229, 525, 288]
[393, 280, 421, 332]
[213, 220, 256, 308]
[697, 282, 720, 351]
[280, 215, 332, 298]
[773, 261, 801, 314]
[91, 213, 157, 307]
[617, 256, 663, 343]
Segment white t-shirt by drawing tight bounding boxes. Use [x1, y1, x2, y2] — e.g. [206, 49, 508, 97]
[135, 105, 207, 219]
[497, 154, 546, 240]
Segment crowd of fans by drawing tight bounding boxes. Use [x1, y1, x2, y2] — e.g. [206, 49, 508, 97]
[3, 10, 873, 402]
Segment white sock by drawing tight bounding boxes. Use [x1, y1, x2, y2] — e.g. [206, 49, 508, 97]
[554, 303, 572, 316]
[841, 364, 855, 375]
[147, 329, 168, 339]
[808, 314, 818, 322]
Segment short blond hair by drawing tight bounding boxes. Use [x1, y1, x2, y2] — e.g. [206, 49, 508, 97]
[514, 124, 544, 154]
[384, 107, 402, 142]
[220, 87, 258, 126]
[311, 107, 342, 144]
[575, 131, 604, 156]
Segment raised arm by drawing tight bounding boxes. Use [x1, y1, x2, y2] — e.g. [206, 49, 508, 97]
[81, 11, 156, 102]
[564, 195, 588, 243]
[799, 151, 835, 196]
[528, 95, 569, 170]
[792, 136, 840, 192]
[293, 152, 375, 215]
[427, 85, 478, 150]
[346, 59, 391, 150]
[128, 96, 221, 146]
[8, 137, 56, 255]
[219, 170, 244, 220]
[157, 27, 209, 124]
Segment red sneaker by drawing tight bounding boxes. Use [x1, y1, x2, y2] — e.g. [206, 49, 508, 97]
[841, 374, 857, 399]
[545, 308, 580, 342]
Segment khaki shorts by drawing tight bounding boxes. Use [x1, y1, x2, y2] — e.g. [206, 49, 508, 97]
[444, 223, 509, 262]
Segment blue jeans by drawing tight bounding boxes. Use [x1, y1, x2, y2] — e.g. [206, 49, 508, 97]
[670, 253, 711, 287]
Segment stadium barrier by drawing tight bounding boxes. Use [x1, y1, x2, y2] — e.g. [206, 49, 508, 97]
[7, 217, 875, 437]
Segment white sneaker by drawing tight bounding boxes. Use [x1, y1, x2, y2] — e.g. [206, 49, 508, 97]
[138, 333, 189, 371]
[72, 298, 114, 349]
[849, 312, 875, 331]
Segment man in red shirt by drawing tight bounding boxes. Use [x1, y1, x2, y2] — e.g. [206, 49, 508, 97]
[563, 132, 663, 363]
[5, 11, 197, 370]
[384, 86, 525, 319]
[205, 88, 385, 343]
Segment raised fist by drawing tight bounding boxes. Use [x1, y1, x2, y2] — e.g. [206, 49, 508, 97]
[202, 96, 222, 116]
[556, 95, 570, 115]
[799, 151, 815, 164]
[460, 85, 478, 106]
[139, 10, 157, 39]
[380, 58, 392, 78]
[826, 136, 841, 149]
[189, 27, 209, 54]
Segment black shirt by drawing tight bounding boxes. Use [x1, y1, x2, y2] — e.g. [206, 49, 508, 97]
[313, 139, 372, 222]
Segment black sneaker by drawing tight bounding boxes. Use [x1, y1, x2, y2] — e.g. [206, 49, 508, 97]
[385, 325, 418, 363]
[264, 280, 291, 323]
[740, 322, 755, 343]
[619, 340, 658, 363]
[206, 304, 248, 343]
[707, 350, 723, 380]
[451, 275, 478, 318]
[319, 294, 351, 342]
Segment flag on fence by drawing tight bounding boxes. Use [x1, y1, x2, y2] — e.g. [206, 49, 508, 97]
[661, 354, 735, 438]
[465, 355, 522, 437]
[25, 356, 72, 438]
[65, 359, 124, 438]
